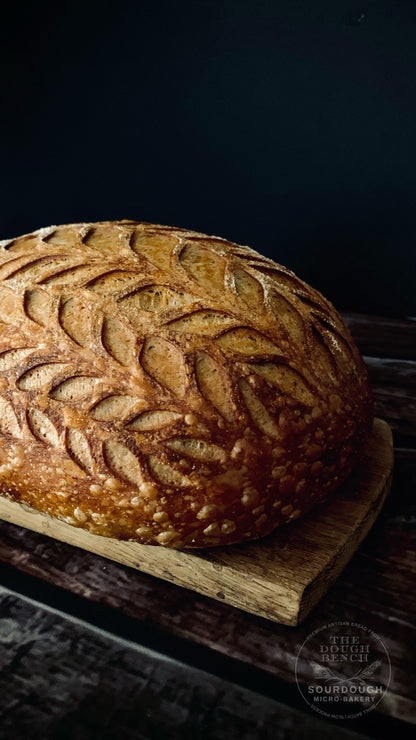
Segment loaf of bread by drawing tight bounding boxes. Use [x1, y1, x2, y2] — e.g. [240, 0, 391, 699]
[0, 221, 373, 548]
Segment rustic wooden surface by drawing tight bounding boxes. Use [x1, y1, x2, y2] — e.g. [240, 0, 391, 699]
[0, 418, 393, 627]
[343, 313, 416, 443]
[1, 586, 380, 740]
[0, 312, 415, 737]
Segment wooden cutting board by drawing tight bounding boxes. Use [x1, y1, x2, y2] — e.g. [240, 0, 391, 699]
[0, 418, 393, 626]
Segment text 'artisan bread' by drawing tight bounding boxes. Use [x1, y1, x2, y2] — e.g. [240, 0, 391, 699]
[0, 221, 373, 548]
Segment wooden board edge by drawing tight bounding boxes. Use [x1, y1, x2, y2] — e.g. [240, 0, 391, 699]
[206, 418, 394, 625]
[0, 418, 394, 627]
[0, 495, 303, 624]
[296, 421, 394, 624]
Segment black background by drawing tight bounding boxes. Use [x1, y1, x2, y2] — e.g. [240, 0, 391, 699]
[1, 0, 415, 316]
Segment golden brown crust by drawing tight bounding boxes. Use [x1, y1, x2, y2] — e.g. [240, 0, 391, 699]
[0, 221, 373, 548]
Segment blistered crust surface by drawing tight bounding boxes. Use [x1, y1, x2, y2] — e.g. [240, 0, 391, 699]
[0, 221, 373, 548]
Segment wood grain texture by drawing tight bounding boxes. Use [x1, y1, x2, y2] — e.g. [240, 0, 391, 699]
[0, 312, 413, 729]
[0, 588, 371, 740]
[0, 446, 414, 726]
[343, 313, 416, 361]
[0, 419, 393, 626]
[342, 313, 416, 442]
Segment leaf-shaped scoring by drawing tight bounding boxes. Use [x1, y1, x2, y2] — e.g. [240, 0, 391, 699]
[165, 438, 227, 463]
[50, 376, 101, 403]
[43, 227, 82, 248]
[127, 410, 182, 431]
[41, 264, 104, 287]
[147, 455, 191, 487]
[102, 316, 137, 366]
[0, 348, 36, 371]
[91, 395, 139, 422]
[238, 379, 280, 439]
[17, 363, 71, 391]
[66, 428, 95, 473]
[178, 243, 225, 296]
[0, 398, 22, 437]
[140, 337, 187, 397]
[87, 270, 143, 295]
[24, 289, 52, 326]
[83, 224, 126, 253]
[232, 268, 264, 307]
[103, 439, 144, 486]
[310, 323, 338, 383]
[312, 314, 356, 368]
[166, 310, 236, 336]
[59, 296, 93, 347]
[130, 230, 179, 271]
[0, 255, 35, 281]
[215, 327, 280, 356]
[27, 409, 59, 447]
[249, 363, 317, 406]
[268, 291, 306, 344]
[252, 264, 306, 293]
[0, 285, 21, 323]
[121, 285, 196, 312]
[4, 255, 78, 285]
[194, 351, 235, 421]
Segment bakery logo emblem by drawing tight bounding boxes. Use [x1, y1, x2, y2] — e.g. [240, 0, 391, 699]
[295, 621, 391, 720]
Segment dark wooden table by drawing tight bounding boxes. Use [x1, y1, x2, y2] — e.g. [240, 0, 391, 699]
[0, 312, 415, 739]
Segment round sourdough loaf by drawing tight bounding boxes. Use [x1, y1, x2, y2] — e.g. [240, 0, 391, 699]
[0, 221, 373, 548]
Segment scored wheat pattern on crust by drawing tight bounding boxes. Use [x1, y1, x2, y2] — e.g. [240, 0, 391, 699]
[0, 221, 371, 547]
